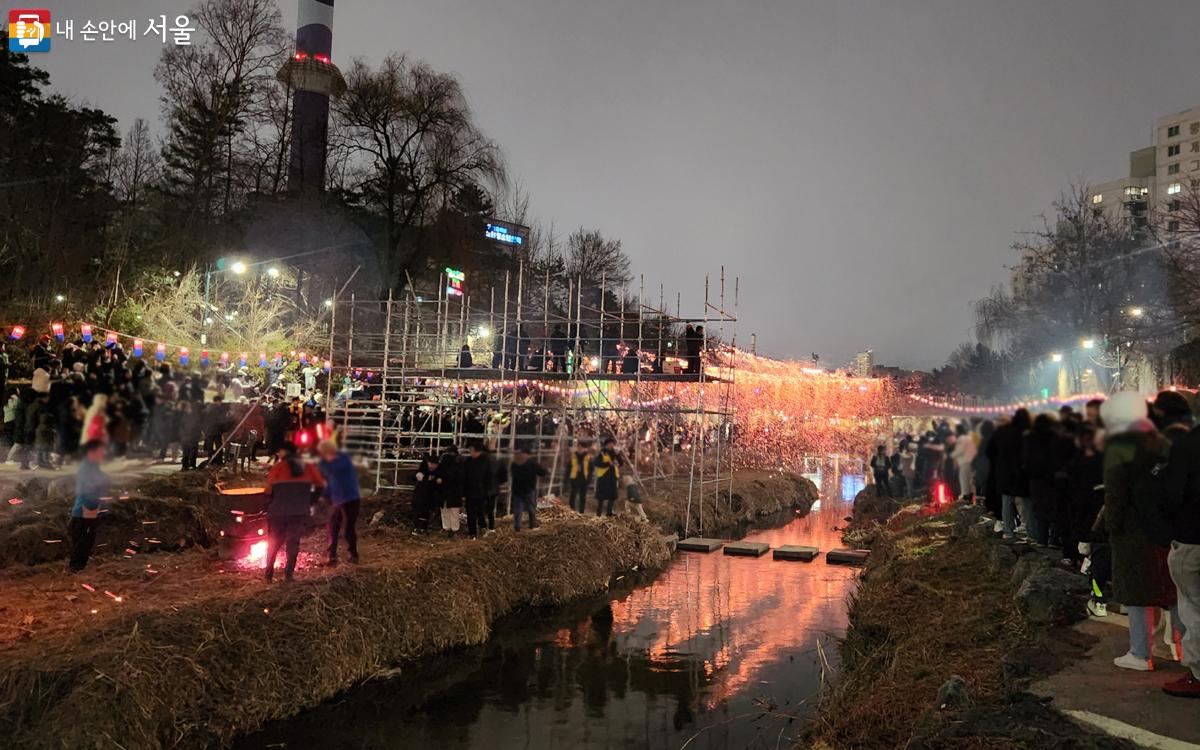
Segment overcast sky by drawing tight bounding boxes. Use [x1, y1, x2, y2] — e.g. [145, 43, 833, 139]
[35, 0, 1200, 368]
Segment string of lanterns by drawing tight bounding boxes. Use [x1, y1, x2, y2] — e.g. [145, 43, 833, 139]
[905, 392, 1108, 415]
[6, 321, 333, 374]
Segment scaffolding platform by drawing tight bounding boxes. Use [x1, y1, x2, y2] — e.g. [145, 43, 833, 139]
[326, 262, 740, 539]
[397, 368, 710, 383]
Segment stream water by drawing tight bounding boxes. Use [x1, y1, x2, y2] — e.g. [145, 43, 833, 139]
[237, 467, 864, 750]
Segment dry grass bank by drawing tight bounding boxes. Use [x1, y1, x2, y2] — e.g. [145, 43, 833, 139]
[645, 470, 818, 535]
[804, 507, 1132, 750]
[0, 509, 668, 750]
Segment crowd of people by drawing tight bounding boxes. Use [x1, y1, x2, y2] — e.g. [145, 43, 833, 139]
[872, 391, 1199, 699]
[1, 336, 328, 471]
[407, 435, 649, 540]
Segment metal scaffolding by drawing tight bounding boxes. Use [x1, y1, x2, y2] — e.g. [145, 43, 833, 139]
[327, 264, 739, 536]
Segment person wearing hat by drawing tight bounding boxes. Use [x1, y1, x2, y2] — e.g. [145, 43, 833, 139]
[509, 445, 547, 531]
[1162, 390, 1200, 698]
[1102, 392, 1184, 672]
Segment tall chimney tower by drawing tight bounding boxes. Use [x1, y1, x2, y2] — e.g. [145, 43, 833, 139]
[277, 0, 345, 194]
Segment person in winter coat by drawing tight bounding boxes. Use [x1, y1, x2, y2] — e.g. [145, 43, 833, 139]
[68, 440, 110, 571]
[954, 424, 978, 502]
[1161, 394, 1200, 697]
[176, 401, 202, 471]
[463, 442, 499, 539]
[566, 441, 595, 512]
[1102, 392, 1185, 672]
[509, 445, 548, 531]
[988, 409, 1031, 538]
[263, 442, 325, 583]
[34, 413, 55, 469]
[436, 446, 465, 533]
[594, 437, 623, 517]
[318, 440, 361, 565]
[1070, 425, 1110, 616]
[411, 455, 440, 534]
[869, 445, 891, 497]
[1022, 414, 1060, 547]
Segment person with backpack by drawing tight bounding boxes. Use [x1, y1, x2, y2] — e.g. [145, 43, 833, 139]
[1102, 392, 1184, 672]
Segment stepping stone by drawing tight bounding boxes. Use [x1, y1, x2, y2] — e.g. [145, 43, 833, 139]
[724, 541, 770, 557]
[773, 545, 820, 561]
[827, 549, 870, 566]
[677, 537, 724, 553]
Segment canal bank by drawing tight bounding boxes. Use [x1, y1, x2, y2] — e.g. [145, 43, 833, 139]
[805, 500, 1156, 750]
[235, 468, 858, 750]
[0, 470, 815, 750]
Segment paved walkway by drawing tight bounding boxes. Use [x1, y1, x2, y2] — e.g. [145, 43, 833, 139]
[1032, 614, 1200, 749]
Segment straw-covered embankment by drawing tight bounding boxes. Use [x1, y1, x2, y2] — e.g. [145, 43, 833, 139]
[804, 503, 1131, 750]
[1, 512, 668, 750]
[0, 469, 816, 749]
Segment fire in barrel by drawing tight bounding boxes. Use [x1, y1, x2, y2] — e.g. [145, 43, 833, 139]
[216, 487, 268, 561]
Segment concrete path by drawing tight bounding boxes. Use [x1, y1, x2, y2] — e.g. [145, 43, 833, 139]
[1032, 615, 1200, 749]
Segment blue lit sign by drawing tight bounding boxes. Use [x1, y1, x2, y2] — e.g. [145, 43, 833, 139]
[485, 222, 526, 247]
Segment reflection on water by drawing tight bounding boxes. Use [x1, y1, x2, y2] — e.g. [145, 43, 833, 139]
[238, 470, 861, 750]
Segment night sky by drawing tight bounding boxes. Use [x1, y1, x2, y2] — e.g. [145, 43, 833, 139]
[35, 0, 1200, 368]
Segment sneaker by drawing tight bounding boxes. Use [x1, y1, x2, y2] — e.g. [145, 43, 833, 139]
[993, 521, 1004, 533]
[1113, 652, 1153, 671]
[1087, 599, 1108, 618]
[1014, 524, 1027, 534]
[1163, 674, 1200, 698]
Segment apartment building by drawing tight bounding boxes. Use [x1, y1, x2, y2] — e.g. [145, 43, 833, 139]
[1090, 103, 1200, 234]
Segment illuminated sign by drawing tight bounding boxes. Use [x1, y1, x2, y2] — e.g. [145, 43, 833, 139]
[485, 221, 527, 247]
[445, 267, 465, 297]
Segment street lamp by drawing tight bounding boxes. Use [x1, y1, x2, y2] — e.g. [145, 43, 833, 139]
[54, 294, 64, 303]
[1081, 338, 1096, 349]
[1129, 306, 1145, 318]
[1051, 353, 1063, 363]
[267, 267, 281, 279]
[230, 261, 248, 275]
[323, 299, 333, 308]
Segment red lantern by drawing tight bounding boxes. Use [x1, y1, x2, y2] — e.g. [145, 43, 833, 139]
[105, 331, 119, 347]
[133, 339, 144, 357]
[51, 323, 64, 342]
[9, 325, 25, 340]
[81, 324, 93, 343]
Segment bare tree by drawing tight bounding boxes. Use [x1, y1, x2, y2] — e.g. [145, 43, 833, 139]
[112, 119, 161, 206]
[332, 54, 505, 294]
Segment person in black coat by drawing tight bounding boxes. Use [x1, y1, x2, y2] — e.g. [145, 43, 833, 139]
[437, 447, 465, 533]
[988, 408, 1031, 538]
[411, 455, 440, 534]
[1022, 414, 1060, 546]
[463, 442, 499, 538]
[594, 437, 624, 516]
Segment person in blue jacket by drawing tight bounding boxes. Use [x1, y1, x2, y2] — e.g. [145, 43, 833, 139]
[69, 439, 110, 571]
[318, 439, 361, 566]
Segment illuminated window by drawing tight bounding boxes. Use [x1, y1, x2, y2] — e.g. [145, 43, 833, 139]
[1091, 194, 1103, 204]
[1169, 182, 1183, 195]
[1169, 163, 1181, 174]
[1169, 125, 1181, 138]
[1169, 144, 1181, 157]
